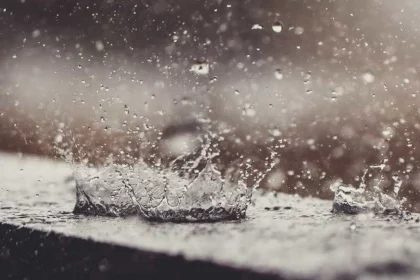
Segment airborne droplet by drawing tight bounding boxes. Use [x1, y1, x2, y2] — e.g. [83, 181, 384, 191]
[95, 41, 105, 51]
[272, 21, 283, 33]
[362, 71, 375, 84]
[190, 63, 210, 75]
[274, 69, 284, 80]
[294, 26, 304, 35]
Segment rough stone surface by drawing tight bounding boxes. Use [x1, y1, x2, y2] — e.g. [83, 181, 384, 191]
[1, 152, 420, 279]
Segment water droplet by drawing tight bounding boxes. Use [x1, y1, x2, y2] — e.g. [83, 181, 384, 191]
[392, 174, 403, 197]
[294, 26, 304, 35]
[95, 41, 104, 51]
[190, 62, 210, 75]
[272, 21, 283, 33]
[32, 29, 41, 38]
[274, 69, 283, 80]
[54, 134, 63, 143]
[209, 76, 218, 83]
[244, 104, 256, 117]
[251, 24, 263, 30]
[269, 128, 281, 137]
[245, 108, 256, 117]
[266, 170, 285, 190]
[362, 71, 375, 84]
[382, 127, 394, 138]
[350, 223, 356, 231]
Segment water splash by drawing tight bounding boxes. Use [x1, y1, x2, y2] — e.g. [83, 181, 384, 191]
[136, 162, 251, 221]
[330, 160, 406, 215]
[73, 159, 253, 221]
[71, 122, 275, 222]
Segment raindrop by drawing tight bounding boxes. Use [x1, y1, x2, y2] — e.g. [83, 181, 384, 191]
[269, 128, 281, 137]
[382, 127, 394, 138]
[54, 134, 63, 143]
[392, 174, 403, 197]
[209, 76, 218, 83]
[274, 69, 283, 80]
[244, 107, 256, 117]
[190, 62, 210, 75]
[95, 41, 104, 51]
[294, 26, 304, 35]
[362, 71, 375, 84]
[32, 29, 41, 38]
[251, 24, 263, 30]
[272, 21, 283, 33]
[266, 170, 285, 190]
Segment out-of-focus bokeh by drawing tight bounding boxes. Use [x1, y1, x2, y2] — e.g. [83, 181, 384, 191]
[2, 0, 420, 210]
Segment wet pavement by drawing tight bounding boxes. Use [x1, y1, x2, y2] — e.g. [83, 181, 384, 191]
[1, 152, 420, 279]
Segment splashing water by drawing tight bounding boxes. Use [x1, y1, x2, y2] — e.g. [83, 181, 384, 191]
[73, 161, 252, 221]
[71, 122, 275, 222]
[330, 160, 406, 215]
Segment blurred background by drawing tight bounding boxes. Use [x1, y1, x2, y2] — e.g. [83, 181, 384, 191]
[2, 0, 420, 210]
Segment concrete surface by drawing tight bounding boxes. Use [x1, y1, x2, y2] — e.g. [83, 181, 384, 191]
[1, 152, 420, 279]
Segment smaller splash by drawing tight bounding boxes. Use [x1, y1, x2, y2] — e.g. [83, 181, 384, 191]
[330, 161, 405, 215]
